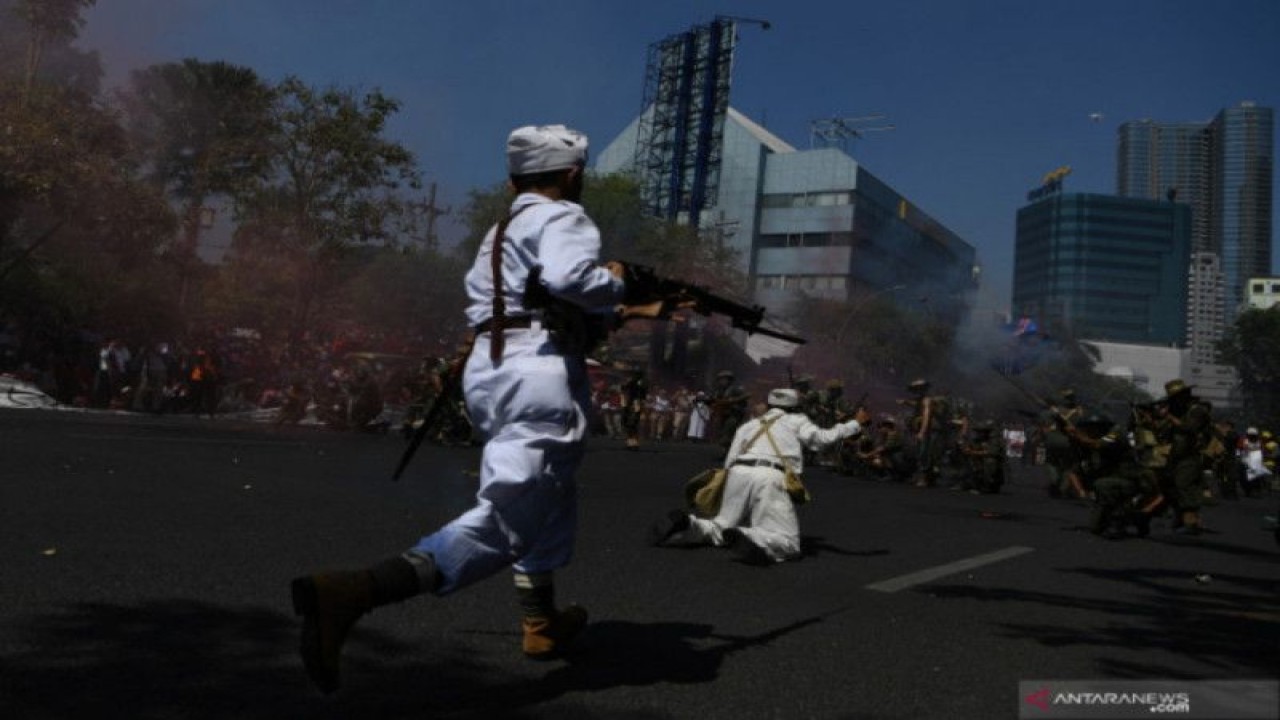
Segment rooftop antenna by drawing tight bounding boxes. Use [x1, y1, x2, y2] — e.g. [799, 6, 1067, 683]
[810, 113, 895, 151]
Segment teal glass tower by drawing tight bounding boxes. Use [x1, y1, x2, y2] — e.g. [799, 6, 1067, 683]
[1013, 193, 1191, 345]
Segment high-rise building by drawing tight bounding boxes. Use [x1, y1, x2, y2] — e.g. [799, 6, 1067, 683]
[1117, 102, 1274, 318]
[1214, 103, 1274, 315]
[1118, 121, 1211, 251]
[1012, 193, 1191, 346]
[1117, 102, 1272, 410]
[1186, 252, 1226, 366]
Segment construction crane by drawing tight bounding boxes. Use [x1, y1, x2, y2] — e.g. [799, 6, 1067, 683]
[809, 114, 895, 151]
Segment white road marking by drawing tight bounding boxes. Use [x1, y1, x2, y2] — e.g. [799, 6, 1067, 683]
[865, 545, 1035, 593]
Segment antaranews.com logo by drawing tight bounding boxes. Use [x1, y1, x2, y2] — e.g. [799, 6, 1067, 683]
[1018, 680, 1278, 719]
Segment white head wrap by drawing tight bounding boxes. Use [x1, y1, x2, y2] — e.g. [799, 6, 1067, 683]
[506, 124, 588, 176]
[767, 388, 799, 409]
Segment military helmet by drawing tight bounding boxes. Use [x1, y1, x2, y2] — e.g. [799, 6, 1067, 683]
[716, 370, 734, 380]
[826, 379, 844, 389]
[908, 378, 930, 393]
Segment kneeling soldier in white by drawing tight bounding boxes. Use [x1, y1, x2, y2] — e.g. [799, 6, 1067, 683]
[649, 388, 869, 564]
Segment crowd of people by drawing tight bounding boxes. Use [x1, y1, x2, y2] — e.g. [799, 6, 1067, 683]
[4, 317, 1275, 536]
[0, 319, 447, 430]
[648, 373, 1278, 570]
[814, 376, 1278, 540]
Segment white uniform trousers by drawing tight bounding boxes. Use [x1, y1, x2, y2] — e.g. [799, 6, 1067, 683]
[411, 327, 589, 594]
[672, 465, 801, 563]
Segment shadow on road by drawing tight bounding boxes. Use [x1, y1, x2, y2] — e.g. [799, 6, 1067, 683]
[801, 535, 891, 558]
[0, 599, 831, 719]
[922, 566, 1279, 679]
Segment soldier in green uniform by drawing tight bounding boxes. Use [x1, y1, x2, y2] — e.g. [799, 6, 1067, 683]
[816, 379, 854, 468]
[621, 368, 648, 450]
[939, 404, 971, 482]
[900, 379, 945, 487]
[791, 375, 822, 468]
[1127, 397, 1169, 530]
[817, 379, 853, 426]
[858, 416, 911, 482]
[1043, 388, 1085, 498]
[791, 375, 822, 419]
[1155, 379, 1213, 535]
[953, 420, 1005, 494]
[1066, 413, 1155, 538]
[709, 370, 749, 447]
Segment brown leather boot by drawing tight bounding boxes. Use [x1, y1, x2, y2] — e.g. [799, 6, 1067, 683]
[291, 571, 374, 694]
[290, 555, 429, 693]
[522, 605, 588, 659]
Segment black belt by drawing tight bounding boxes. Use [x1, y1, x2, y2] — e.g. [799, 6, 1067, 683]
[474, 316, 535, 334]
[733, 458, 787, 472]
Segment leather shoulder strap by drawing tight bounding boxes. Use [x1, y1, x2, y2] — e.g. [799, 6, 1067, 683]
[760, 420, 794, 473]
[488, 204, 534, 363]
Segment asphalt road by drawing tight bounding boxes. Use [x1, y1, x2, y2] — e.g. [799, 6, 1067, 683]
[2, 407, 1277, 719]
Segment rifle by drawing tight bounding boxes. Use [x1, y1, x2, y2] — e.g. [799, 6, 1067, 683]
[392, 337, 474, 481]
[990, 368, 1070, 430]
[622, 264, 807, 345]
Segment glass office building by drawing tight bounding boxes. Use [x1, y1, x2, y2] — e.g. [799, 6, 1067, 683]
[596, 107, 978, 326]
[1013, 193, 1191, 345]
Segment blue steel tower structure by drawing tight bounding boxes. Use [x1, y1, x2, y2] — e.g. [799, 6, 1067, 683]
[633, 17, 762, 228]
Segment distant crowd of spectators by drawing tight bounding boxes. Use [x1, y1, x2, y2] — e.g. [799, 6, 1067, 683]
[0, 318, 439, 423]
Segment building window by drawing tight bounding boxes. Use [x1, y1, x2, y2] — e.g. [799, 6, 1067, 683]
[757, 232, 854, 248]
[760, 191, 853, 209]
[757, 274, 848, 291]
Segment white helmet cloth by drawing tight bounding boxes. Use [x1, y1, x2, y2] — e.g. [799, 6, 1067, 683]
[507, 124, 588, 176]
[767, 388, 799, 409]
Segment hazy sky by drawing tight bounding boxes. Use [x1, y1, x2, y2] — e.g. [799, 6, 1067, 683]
[78, 0, 1280, 313]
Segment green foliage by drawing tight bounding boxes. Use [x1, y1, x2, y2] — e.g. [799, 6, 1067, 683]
[1218, 307, 1280, 425]
[339, 246, 468, 341]
[3, 0, 98, 96]
[236, 77, 420, 248]
[121, 59, 274, 204]
[456, 181, 512, 261]
[0, 77, 177, 337]
[221, 76, 422, 337]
